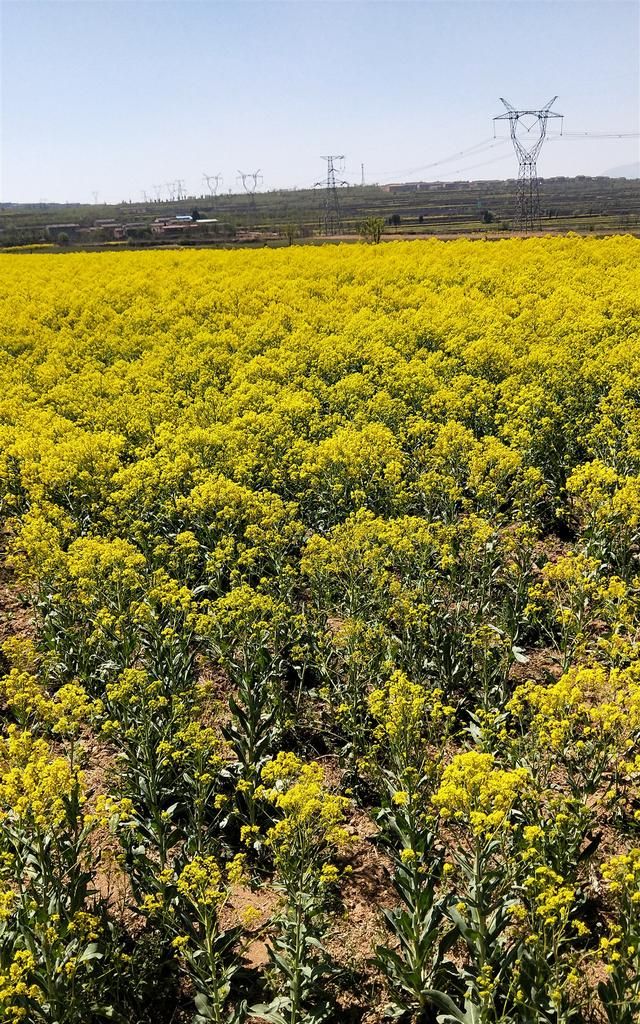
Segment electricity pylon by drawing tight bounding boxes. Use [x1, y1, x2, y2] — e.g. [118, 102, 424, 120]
[315, 156, 349, 234]
[203, 172, 223, 197]
[237, 170, 263, 227]
[494, 97, 563, 232]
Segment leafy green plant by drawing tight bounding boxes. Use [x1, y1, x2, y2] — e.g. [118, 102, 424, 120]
[253, 753, 351, 1024]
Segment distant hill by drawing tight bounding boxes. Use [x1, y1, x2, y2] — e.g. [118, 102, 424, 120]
[603, 161, 640, 178]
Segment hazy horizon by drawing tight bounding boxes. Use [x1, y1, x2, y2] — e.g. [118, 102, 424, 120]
[2, 0, 639, 205]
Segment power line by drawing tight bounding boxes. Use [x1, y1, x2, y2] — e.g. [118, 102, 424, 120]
[369, 137, 500, 182]
[404, 126, 634, 180]
[356, 126, 637, 186]
[549, 130, 639, 139]
[438, 145, 514, 178]
[403, 138, 502, 175]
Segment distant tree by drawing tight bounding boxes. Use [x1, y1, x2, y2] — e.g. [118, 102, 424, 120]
[418, 214, 424, 224]
[57, 232, 70, 246]
[283, 223, 298, 246]
[359, 217, 385, 244]
[126, 226, 151, 240]
[481, 209, 494, 224]
[191, 207, 201, 221]
[389, 213, 402, 228]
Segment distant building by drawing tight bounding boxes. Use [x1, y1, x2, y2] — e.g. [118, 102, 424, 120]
[382, 183, 421, 193]
[46, 223, 79, 239]
[381, 180, 475, 193]
[150, 217, 218, 236]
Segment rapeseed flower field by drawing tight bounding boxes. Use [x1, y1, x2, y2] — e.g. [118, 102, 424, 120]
[0, 236, 639, 1023]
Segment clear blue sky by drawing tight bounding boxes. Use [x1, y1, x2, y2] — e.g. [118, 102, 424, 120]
[1, 0, 638, 203]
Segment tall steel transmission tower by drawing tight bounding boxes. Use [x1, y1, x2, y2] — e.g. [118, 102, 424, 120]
[237, 169, 262, 228]
[237, 170, 263, 227]
[237, 169, 262, 193]
[494, 97, 563, 232]
[203, 172, 223, 197]
[315, 156, 349, 234]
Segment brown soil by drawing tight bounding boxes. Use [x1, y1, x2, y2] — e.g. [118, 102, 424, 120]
[509, 646, 563, 685]
[0, 529, 34, 645]
[224, 883, 281, 970]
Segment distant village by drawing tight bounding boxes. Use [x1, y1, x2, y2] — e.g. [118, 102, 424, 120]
[32, 180, 502, 245]
[43, 210, 224, 244]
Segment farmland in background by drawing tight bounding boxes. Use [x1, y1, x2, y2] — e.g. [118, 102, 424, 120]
[2, 175, 640, 250]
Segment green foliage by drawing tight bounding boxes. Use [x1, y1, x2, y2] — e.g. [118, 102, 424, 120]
[359, 216, 385, 243]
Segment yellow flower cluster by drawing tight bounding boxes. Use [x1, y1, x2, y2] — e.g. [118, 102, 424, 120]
[0, 950, 42, 1024]
[261, 752, 350, 853]
[523, 866, 575, 930]
[0, 664, 102, 737]
[369, 671, 429, 740]
[369, 671, 453, 741]
[368, 671, 455, 781]
[176, 856, 224, 907]
[0, 726, 82, 830]
[106, 668, 168, 715]
[598, 850, 640, 980]
[432, 751, 529, 836]
[509, 662, 640, 755]
[601, 849, 640, 902]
